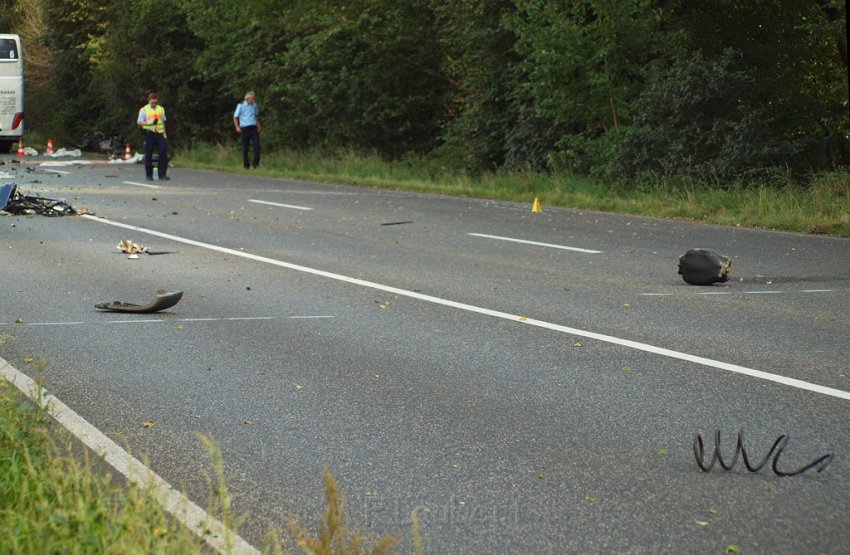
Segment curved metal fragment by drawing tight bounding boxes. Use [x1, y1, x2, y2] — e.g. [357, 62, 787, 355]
[95, 290, 183, 313]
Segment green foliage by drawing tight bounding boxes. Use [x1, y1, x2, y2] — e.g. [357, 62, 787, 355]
[508, 0, 678, 174]
[16, 0, 850, 181]
[272, 0, 449, 157]
[0, 379, 203, 554]
[40, 0, 111, 138]
[616, 50, 797, 181]
[0, 0, 18, 31]
[667, 0, 850, 171]
[90, 0, 216, 148]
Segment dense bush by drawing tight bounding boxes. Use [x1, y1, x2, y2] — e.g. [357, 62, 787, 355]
[4, 0, 847, 182]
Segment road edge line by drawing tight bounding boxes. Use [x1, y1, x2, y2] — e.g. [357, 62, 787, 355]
[0, 355, 260, 555]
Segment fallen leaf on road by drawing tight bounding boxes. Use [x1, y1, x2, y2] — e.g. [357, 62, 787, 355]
[143, 421, 156, 428]
[657, 448, 669, 456]
[693, 518, 709, 526]
[573, 342, 584, 348]
[24, 357, 33, 363]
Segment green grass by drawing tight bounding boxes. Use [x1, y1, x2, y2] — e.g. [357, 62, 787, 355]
[0, 370, 412, 554]
[0, 375, 204, 554]
[175, 144, 850, 237]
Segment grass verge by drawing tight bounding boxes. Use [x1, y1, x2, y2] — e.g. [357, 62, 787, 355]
[176, 144, 850, 237]
[0, 370, 415, 554]
[0, 374, 204, 553]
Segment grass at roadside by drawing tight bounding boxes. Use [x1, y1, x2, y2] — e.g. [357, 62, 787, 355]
[0, 370, 413, 554]
[0, 375, 204, 554]
[176, 144, 850, 237]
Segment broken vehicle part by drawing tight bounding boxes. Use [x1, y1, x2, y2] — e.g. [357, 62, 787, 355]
[77, 131, 125, 156]
[95, 290, 183, 313]
[677, 248, 732, 285]
[117, 239, 149, 254]
[116, 239, 175, 255]
[0, 183, 79, 216]
[0, 183, 14, 209]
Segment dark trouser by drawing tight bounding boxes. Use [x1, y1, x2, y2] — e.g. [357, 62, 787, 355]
[143, 130, 168, 178]
[241, 125, 260, 168]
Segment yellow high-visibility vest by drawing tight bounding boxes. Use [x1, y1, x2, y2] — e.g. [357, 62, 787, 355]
[140, 104, 166, 134]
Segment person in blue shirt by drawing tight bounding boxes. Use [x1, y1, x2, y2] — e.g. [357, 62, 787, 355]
[233, 91, 261, 169]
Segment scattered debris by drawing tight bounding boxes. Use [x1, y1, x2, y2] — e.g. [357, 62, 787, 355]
[115, 238, 175, 255]
[47, 148, 82, 158]
[108, 152, 143, 164]
[117, 239, 149, 254]
[694, 429, 833, 476]
[0, 183, 81, 216]
[39, 160, 93, 167]
[678, 248, 732, 285]
[78, 131, 125, 156]
[95, 290, 183, 313]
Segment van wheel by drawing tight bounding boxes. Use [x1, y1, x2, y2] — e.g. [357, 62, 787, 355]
[0, 141, 12, 154]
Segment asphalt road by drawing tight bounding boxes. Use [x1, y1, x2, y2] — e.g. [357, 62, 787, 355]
[2, 156, 849, 554]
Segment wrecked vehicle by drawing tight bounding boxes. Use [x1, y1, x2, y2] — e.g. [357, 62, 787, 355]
[77, 131, 125, 157]
[0, 183, 80, 216]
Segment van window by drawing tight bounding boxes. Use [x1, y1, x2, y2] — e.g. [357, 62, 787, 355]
[0, 39, 18, 61]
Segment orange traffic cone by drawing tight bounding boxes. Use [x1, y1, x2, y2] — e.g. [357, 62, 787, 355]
[47, 138, 54, 155]
[123, 143, 132, 161]
[16, 139, 24, 157]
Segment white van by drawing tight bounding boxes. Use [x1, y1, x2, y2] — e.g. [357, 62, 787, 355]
[0, 34, 24, 154]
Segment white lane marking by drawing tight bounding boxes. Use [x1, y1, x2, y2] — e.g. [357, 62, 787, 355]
[181, 317, 275, 322]
[289, 315, 335, 319]
[643, 289, 841, 297]
[0, 355, 259, 555]
[248, 199, 313, 211]
[81, 215, 850, 402]
[123, 180, 161, 189]
[468, 233, 602, 254]
[45, 169, 71, 175]
[23, 321, 87, 326]
[256, 189, 359, 196]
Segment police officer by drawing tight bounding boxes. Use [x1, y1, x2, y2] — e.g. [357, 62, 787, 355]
[233, 91, 261, 169]
[137, 92, 169, 180]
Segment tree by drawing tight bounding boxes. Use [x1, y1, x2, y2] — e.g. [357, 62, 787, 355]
[507, 0, 677, 175]
[270, 0, 449, 156]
